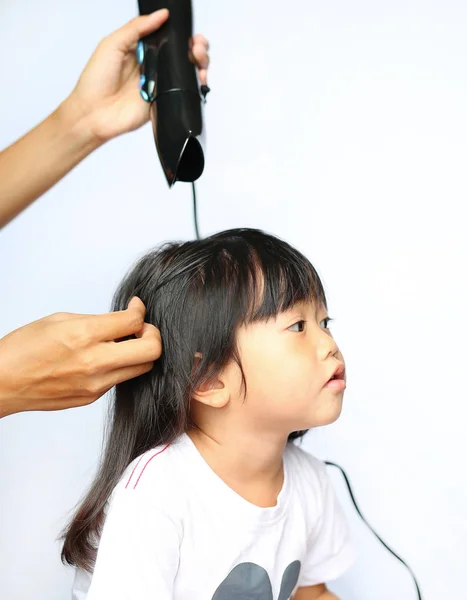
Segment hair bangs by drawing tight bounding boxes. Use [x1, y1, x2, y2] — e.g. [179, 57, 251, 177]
[204, 230, 327, 326]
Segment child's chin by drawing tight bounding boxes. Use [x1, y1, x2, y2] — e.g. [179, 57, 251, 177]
[308, 397, 344, 428]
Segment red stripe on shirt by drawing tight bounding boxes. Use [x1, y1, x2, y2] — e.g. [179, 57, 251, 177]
[124, 454, 146, 489]
[131, 444, 171, 489]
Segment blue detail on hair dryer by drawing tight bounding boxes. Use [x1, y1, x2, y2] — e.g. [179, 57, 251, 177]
[136, 40, 145, 65]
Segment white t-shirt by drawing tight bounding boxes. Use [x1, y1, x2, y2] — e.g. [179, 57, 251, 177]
[72, 434, 354, 600]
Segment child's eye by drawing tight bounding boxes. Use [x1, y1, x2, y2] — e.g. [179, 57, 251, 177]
[288, 320, 306, 332]
[320, 317, 333, 329]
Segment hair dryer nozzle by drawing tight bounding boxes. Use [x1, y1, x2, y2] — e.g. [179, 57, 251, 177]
[138, 0, 206, 187]
[149, 90, 205, 187]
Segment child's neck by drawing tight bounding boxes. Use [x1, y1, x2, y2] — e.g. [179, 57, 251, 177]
[187, 426, 288, 509]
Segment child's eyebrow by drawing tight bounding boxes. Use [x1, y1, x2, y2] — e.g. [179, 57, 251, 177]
[279, 301, 314, 316]
[285, 302, 329, 321]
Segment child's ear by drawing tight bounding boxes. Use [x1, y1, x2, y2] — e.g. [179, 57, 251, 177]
[192, 353, 230, 409]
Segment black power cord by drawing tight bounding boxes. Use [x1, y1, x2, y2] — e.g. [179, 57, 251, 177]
[325, 461, 423, 600]
[190, 85, 210, 241]
[192, 182, 201, 240]
[189, 185, 423, 599]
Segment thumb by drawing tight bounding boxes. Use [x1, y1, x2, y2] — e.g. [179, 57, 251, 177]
[109, 9, 170, 52]
[127, 296, 146, 315]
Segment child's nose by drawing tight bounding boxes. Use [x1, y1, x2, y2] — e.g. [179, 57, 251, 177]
[316, 329, 340, 360]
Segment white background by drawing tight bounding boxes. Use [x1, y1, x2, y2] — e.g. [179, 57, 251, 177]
[1, 0, 466, 599]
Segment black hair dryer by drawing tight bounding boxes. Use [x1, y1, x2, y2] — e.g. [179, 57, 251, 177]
[137, 0, 207, 187]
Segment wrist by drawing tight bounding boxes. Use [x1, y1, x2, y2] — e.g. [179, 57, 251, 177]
[0, 388, 21, 419]
[56, 93, 104, 155]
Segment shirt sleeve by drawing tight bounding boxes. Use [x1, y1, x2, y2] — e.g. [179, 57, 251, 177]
[84, 488, 181, 600]
[298, 459, 355, 587]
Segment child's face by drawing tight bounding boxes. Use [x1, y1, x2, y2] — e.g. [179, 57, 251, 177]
[231, 301, 346, 436]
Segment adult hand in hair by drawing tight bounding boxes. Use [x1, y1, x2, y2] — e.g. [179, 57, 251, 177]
[0, 298, 161, 418]
[0, 9, 209, 228]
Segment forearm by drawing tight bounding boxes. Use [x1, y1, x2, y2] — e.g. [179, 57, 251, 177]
[294, 587, 340, 600]
[0, 96, 100, 228]
[317, 592, 339, 600]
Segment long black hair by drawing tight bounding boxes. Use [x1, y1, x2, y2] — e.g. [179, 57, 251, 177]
[61, 228, 327, 572]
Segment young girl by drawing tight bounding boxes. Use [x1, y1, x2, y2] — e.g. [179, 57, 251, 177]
[62, 228, 354, 600]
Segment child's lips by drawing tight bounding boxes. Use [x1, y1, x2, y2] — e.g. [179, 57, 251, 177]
[324, 378, 346, 392]
[324, 363, 346, 391]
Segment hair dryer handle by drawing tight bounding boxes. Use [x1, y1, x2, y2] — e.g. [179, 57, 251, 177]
[137, 0, 206, 187]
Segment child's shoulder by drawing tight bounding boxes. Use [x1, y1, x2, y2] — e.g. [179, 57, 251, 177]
[110, 436, 190, 512]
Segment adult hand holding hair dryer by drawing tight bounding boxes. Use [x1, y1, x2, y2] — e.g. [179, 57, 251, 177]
[137, 0, 208, 187]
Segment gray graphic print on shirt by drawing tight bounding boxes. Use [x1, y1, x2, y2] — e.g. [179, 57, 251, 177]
[211, 560, 301, 600]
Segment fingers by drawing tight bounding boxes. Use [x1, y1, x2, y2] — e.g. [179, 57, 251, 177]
[100, 361, 155, 394]
[189, 34, 210, 85]
[89, 322, 161, 376]
[84, 297, 147, 342]
[69, 360, 155, 408]
[107, 323, 162, 368]
[127, 296, 146, 314]
[191, 34, 210, 52]
[135, 320, 163, 354]
[68, 323, 160, 404]
[65, 322, 161, 404]
[197, 69, 208, 86]
[108, 9, 170, 52]
[130, 321, 163, 362]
